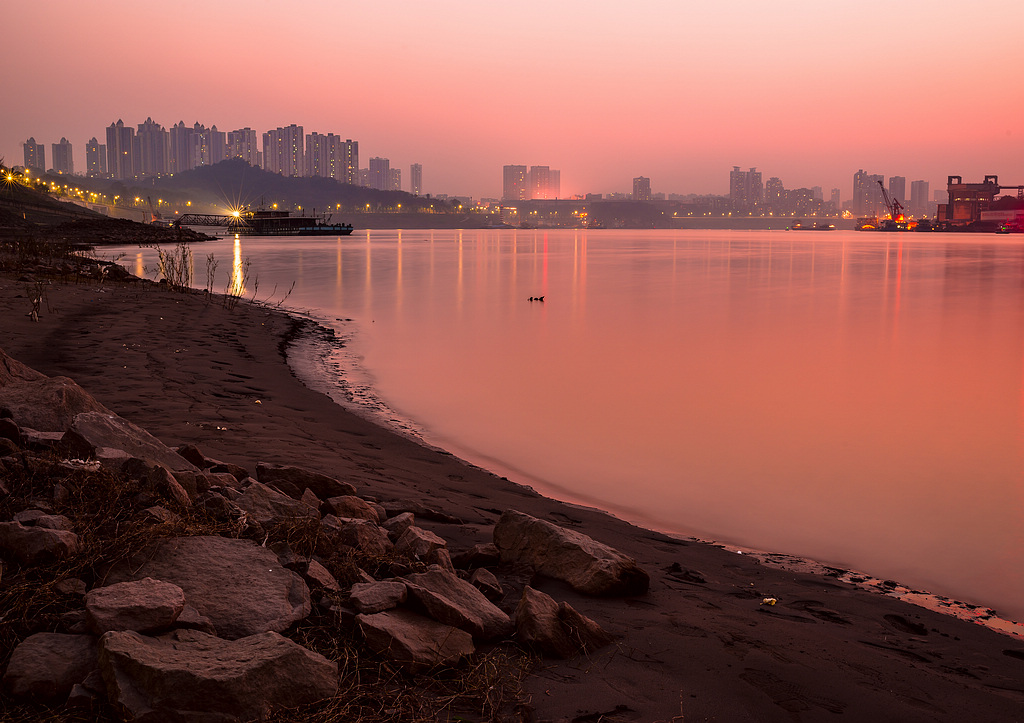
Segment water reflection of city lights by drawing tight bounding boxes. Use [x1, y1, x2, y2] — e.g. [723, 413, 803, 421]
[229, 236, 246, 297]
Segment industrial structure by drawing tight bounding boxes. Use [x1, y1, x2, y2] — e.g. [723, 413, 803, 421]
[938, 175, 1024, 226]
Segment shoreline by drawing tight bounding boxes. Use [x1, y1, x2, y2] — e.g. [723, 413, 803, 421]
[3, 259, 1024, 720]
[283, 301, 1024, 640]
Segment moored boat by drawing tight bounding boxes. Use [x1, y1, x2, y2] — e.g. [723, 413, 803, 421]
[232, 208, 354, 236]
[790, 220, 836, 231]
[173, 208, 354, 236]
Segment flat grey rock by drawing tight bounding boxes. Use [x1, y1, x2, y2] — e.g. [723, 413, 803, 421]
[104, 536, 310, 640]
[99, 629, 338, 721]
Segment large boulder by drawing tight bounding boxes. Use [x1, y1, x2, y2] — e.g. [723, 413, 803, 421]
[403, 567, 512, 641]
[493, 510, 649, 596]
[85, 577, 186, 634]
[357, 609, 474, 673]
[514, 586, 614, 659]
[0, 416, 21, 444]
[0, 436, 19, 456]
[452, 542, 501, 570]
[302, 560, 341, 593]
[324, 495, 381, 523]
[381, 511, 415, 540]
[349, 581, 408, 614]
[395, 526, 447, 559]
[2, 633, 97, 700]
[176, 445, 249, 480]
[0, 348, 112, 432]
[321, 515, 393, 558]
[256, 462, 356, 500]
[0, 519, 81, 565]
[103, 536, 310, 640]
[233, 481, 321, 527]
[469, 567, 504, 602]
[98, 629, 338, 721]
[14, 510, 73, 529]
[395, 526, 455, 571]
[138, 464, 193, 507]
[0, 348, 50, 385]
[62, 412, 199, 474]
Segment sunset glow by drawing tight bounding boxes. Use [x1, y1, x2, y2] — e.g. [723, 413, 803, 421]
[4, 1, 1023, 198]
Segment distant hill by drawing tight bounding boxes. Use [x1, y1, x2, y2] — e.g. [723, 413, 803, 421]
[0, 169, 211, 245]
[153, 159, 448, 214]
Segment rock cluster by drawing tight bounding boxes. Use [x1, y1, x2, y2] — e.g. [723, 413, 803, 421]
[49, 217, 215, 246]
[0, 347, 648, 719]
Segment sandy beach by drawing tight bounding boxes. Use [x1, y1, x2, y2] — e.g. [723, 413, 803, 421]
[3, 262, 1024, 722]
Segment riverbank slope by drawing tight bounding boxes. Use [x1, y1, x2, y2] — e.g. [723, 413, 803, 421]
[2, 251, 1023, 721]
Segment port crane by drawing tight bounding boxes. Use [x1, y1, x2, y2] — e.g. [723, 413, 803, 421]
[876, 180, 905, 222]
[147, 196, 163, 224]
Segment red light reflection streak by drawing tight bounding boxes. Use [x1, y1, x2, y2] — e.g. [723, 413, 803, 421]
[456, 231, 464, 317]
[542, 232, 549, 298]
[809, 239, 815, 281]
[838, 237, 848, 319]
[428, 231, 436, 300]
[363, 230, 372, 312]
[511, 231, 518, 290]
[395, 230, 403, 312]
[333, 240, 343, 312]
[572, 231, 587, 318]
[893, 240, 903, 341]
[335, 240, 342, 291]
[1016, 279, 1024, 618]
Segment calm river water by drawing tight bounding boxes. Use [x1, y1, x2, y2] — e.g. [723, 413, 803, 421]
[112, 229, 1024, 623]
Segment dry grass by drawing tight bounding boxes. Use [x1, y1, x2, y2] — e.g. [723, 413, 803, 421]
[268, 625, 534, 723]
[0, 457, 534, 722]
[0, 236, 83, 268]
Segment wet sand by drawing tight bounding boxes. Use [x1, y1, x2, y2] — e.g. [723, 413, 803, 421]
[2, 270, 1024, 721]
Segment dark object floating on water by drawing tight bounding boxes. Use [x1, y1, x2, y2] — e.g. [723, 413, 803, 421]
[789, 220, 835, 231]
[174, 208, 354, 236]
[528, 296, 545, 302]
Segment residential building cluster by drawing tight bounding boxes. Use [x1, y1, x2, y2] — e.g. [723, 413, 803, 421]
[501, 165, 561, 201]
[21, 119, 422, 195]
[727, 166, 834, 217]
[725, 166, 935, 218]
[22, 137, 74, 176]
[850, 169, 932, 218]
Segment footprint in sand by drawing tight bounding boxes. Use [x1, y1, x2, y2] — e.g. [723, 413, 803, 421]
[883, 613, 929, 636]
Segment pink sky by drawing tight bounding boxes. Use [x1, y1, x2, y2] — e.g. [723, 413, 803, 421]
[4, 0, 1023, 199]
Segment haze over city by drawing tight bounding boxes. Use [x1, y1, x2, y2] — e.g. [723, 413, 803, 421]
[4, 0, 1023, 199]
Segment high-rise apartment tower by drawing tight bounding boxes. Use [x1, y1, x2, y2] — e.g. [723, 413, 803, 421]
[23, 137, 45, 171]
[410, 163, 422, 195]
[51, 138, 73, 175]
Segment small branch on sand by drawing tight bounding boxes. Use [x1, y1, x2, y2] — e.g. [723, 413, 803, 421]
[26, 280, 45, 321]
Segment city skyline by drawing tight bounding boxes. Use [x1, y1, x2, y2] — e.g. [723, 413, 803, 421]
[4, 1, 1023, 199]
[7, 115, 958, 209]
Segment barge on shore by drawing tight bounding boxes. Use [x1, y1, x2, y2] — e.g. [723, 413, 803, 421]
[173, 209, 354, 236]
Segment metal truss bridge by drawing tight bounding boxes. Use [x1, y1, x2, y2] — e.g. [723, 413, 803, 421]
[172, 213, 250, 229]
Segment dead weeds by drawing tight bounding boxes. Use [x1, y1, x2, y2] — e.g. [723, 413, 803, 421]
[0, 455, 534, 722]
